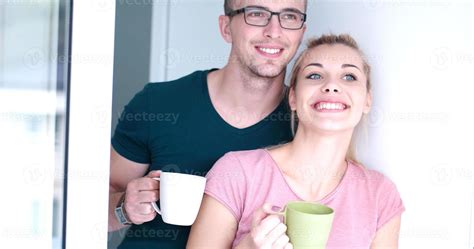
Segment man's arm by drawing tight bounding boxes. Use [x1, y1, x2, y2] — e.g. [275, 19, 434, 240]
[370, 215, 402, 249]
[108, 146, 158, 231]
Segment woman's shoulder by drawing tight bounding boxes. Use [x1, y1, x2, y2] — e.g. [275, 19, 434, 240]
[207, 149, 275, 177]
[225, 148, 270, 162]
[346, 161, 399, 190]
[217, 149, 273, 169]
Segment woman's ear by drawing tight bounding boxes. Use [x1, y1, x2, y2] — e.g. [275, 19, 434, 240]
[363, 91, 372, 114]
[219, 15, 232, 43]
[289, 87, 297, 111]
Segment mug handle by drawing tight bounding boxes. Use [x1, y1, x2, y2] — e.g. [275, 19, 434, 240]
[151, 177, 161, 215]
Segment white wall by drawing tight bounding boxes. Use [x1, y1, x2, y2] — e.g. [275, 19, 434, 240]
[150, 0, 228, 82]
[304, 1, 473, 248]
[150, 0, 474, 248]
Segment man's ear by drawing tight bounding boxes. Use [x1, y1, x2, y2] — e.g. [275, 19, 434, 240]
[363, 91, 372, 114]
[219, 15, 232, 43]
[289, 87, 297, 111]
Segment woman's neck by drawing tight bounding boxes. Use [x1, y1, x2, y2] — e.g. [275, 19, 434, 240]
[272, 127, 353, 200]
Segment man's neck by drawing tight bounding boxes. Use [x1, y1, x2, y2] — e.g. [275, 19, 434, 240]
[207, 65, 286, 129]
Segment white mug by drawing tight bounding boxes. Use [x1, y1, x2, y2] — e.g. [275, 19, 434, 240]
[151, 172, 206, 226]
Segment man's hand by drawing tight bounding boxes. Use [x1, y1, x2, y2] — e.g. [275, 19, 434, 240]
[123, 170, 161, 225]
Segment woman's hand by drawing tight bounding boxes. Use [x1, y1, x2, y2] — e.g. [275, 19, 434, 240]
[236, 203, 292, 249]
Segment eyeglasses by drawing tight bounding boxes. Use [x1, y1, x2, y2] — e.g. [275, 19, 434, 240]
[226, 6, 307, 30]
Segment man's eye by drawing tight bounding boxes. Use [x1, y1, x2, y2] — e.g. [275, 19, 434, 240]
[306, 73, 322, 80]
[247, 11, 267, 18]
[281, 13, 298, 20]
[342, 74, 357, 81]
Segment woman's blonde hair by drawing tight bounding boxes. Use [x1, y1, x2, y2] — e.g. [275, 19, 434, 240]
[288, 34, 371, 164]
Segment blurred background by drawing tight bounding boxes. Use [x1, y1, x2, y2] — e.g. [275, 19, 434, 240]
[0, 0, 69, 248]
[0, 0, 473, 249]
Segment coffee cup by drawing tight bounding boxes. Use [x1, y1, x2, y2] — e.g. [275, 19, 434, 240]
[272, 201, 334, 249]
[151, 172, 206, 226]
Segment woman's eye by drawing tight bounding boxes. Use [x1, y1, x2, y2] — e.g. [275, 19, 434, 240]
[342, 74, 357, 81]
[306, 73, 322, 80]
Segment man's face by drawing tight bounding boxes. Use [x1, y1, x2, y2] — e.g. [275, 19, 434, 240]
[226, 0, 306, 78]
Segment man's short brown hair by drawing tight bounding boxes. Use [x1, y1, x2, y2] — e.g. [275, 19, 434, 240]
[224, 0, 308, 15]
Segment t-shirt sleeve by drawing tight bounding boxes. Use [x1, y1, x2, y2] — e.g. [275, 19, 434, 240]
[111, 84, 151, 164]
[205, 152, 247, 221]
[376, 177, 405, 230]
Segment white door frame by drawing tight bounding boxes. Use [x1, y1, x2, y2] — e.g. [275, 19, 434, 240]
[66, 1, 115, 248]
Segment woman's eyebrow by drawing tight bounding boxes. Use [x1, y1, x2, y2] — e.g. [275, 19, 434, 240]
[342, 64, 361, 72]
[303, 63, 362, 72]
[304, 63, 323, 69]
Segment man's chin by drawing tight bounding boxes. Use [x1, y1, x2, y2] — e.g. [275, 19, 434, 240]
[250, 64, 286, 79]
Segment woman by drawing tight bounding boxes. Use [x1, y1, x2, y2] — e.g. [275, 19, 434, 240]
[187, 34, 405, 249]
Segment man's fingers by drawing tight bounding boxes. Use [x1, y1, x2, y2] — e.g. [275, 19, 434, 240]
[127, 208, 157, 224]
[137, 190, 159, 203]
[130, 177, 159, 191]
[146, 170, 161, 178]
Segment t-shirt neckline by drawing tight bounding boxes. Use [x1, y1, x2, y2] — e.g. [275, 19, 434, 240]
[201, 69, 287, 134]
[261, 148, 351, 204]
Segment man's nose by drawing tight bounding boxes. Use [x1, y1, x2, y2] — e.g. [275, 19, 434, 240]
[263, 15, 282, 39]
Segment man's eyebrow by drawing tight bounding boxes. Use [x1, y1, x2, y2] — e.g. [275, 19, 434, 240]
[304, 63, 323, 69]
[245, 6, 304, 13]
[342, 64, 362, 72]
[281, 7, 304, 13]
[245, 5, 269, 10]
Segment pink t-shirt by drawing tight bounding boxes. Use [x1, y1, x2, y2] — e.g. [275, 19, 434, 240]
[205, 149, 405, 249]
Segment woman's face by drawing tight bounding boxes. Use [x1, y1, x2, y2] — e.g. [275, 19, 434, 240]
[289, 44, 371, 133]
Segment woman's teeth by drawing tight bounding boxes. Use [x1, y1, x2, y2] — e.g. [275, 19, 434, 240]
[315, 102, 347, 110]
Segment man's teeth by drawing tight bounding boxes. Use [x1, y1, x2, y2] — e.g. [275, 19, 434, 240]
[258, 47, 281, 54]
[316, 102, 346, 110]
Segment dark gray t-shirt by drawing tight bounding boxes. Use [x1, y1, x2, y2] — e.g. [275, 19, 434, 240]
[112, 69, 292, 249]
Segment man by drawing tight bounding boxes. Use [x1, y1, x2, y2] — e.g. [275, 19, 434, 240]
[108, 0, 307, 248]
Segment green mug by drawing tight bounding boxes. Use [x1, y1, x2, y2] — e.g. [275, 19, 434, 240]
[273, 201, 334, 249]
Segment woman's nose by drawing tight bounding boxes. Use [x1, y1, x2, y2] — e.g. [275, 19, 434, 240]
[321, 83, 341, 93]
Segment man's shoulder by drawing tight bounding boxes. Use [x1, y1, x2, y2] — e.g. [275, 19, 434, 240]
[144, 69, 213, 94]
